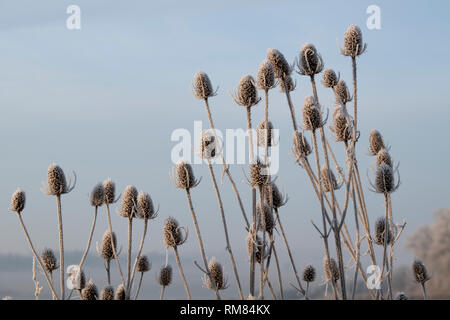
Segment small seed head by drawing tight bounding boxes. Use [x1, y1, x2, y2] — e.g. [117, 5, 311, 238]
[137, 191, 155, 220]
[257, 60, 275, 90]
[246, 231, 266, 264]
[334, 79, 352, 105]
[114, 284, 126, 300]
[10, 188, 25, 213]
[374, 163, 395, 194]
[46, 163, 68, 195]
[193, 71, 215, 99]
[258, 201, 275, 233]
[369, 130, 385, 156]
[204, 257, 226, 291]
[376, 148, 392, 168]
[234, 75, 260, 107]
[266, 48, 291, 78]
[412, 259, 430, 284]
[100, 286, 114, 300]
[158, 265, 173, 287]
[292, 130, 312, 159]
[103, 178, 116, 204]
[175, 161, 197, 189]
[163, 217, 186, 248]
[81, 280, 98, 300]
[250, 159, 269, 187]
[332, 107, 352, 142]
[42, 248, 58, 273]
[302, 96, 322, 131]
[137, 255, 151, 273]
[100, 230, 117, 261]
[303, 265, 316, 283]
[119, 185, 138, 218]
[374, 217, 393, 246]
[321, 166, 340, 192]
[297, 43, 323, 76]
[343, 24, 366, 57]
[322, 69, 338, 88]
[90, 183, 104, 207]
[323, 257, 340, 282]
[264, 182, 285, 209]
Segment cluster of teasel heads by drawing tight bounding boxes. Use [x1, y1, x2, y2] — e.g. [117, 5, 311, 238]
[8, 24, 429, 301]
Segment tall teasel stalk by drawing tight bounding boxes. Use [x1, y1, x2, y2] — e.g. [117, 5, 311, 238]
[230, 74, 261, 297]
[41, 163, 76, 300]
[158, 264, 173, 300]
[199, 130, 244, 299]
[192, 71, 250, 229]
[98, 230, 117, 285]
[9, 189, 59, 299]
[171, 160, 221, 299]
[41, 248, 58, 300]
[134, 255, 151, 299]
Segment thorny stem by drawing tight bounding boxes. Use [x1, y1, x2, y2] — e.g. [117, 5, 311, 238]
[207, 160, 244, 299]
[78, 206, 98, 271]
[134, 272, 144, 300]
[56, 195, 65, 300]
[16, 213, 59, 299]
[185, 189, 221, 300]
[128, 218, 148, 297]
[173, 247, 191, 300]
[126, 217, 133, 293]
[105, 202, 125, 286]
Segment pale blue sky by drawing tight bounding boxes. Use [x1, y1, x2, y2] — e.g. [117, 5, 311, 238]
[0, 0, 449, 298]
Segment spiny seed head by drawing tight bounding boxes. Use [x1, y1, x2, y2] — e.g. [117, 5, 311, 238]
[395, 292, 409, 300]
[343, 24, 366, 57]
[264, 182, 285, 209]
[114, 284, 126, 300]
[103, 178, 116, 204]
[374, 163, 395, 194]
[100, 230, 117, 261]
[193, 71, 215, 99]
[332, 107, 352, 142]
[137, 255, 151, 273]
[303, 265, 316, 283]
[90, 183, 104, 207]
[250, 159, 269, 187]
[246, 231, 266, 264]
[257, 121, 274, 147]
[119, 185, 138, 218]
[10, 188, 25, 213]
[234, 75, 260, 107]
[175, 160, 197, 189]
[200, 130, 217, 159]
[334, 79, 352, 104]
[204, 257, 226, 290]
[297, 43, 323, 76]
[292, 130, 311, 159]
[413, 259, 430, 284]
[374, 217, 393, 246]
[280, 75, 296, 93]
[376, 148, 392, 168]
[100, 286, 114, 300]
[322, 69, 338, 88]
[323, 257, 340, 282]
[302, 96, 322, 131]
[46, 163, 68, 195]
[137, 191, 155, 220]
[258, 201, 275, 233]
[41, 248, 58, 273]
[257, 60, 275, 90]
[369, 130, 385, 156]
[321, 166, 340, 192]
[266, 48, 291, 78]
[81, 280, 98, 300]
[163, 217, 186, 248]
[158, 265, 173, 286]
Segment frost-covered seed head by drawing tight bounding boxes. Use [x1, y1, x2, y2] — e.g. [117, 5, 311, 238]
[332, 107, 352, 142]
[321, 166, 339, 192]
[257, 60, 275, 90]
[234, 75, 260, 107]
[257, 121, 274, 147]
[100, 286, 114, 300]
[376, 149, 392, 168]
[103, 178, 116, 204]
[119, 185, 138, 218]
[292, 130, 311, 159]
[137, 255, 151, 273]
[114, 284, 126, 300]
[81, 280, 98, 300]
[413, 259, 430, 284]
[175, 161, 197, 189]
[137, 191, 155, 220]
[302, 96, 322, 131]
[323, 257, 340, 282]
[322, 69, 338, 88]
[46, 164, 68, 195]
[158, 265, 173, 286]
[369, 130, 385, 156]
[266, 48, 291, 78]
[264, 182, 285, 209]
[163, 217, 185, 248]
[297, 43, 323, 76]
[303, 265, 316, 283]
[374, 163, 395, 194]
[204, 258, 226, 290]
[250, 159, 269, 187]
[343, 25, 366, 57]
[90, 183, 104, 207]
[246, 231, 266, 264]
[374, 217, 393, 246]
[10, 188, 25, 213]
[334, 79, 352, 105]
[100, 230, 117, 261]
[42, 248, 58, 273]
[258, 201, 275, 233]
[193, 71, 215, 99]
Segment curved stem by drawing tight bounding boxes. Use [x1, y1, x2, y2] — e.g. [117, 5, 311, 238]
[126, 217, 133, 292]
[134, 272, 144, 300]
[78, 206, 98, 271]
[173, 247, 191, 299]
[56, 195, 65, 300]
[105, 203, 125, 285]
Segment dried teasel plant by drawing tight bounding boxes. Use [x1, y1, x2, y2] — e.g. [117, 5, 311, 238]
[374, 217, 393, 246]
[302, 96, 326, 131]
[292, 130, 312, 162]
[134, 255, 151, 300]
[376, 148, 393, 168]
[158, 265, 173, 300]
[369, 163, 400, 194]
[266, 48, 291, 79]
[369, 129, 386, 156]
[171, 160, 200, 189]
[321, 165, 342, 192]
[257, 120, 274, 148]
[322, 68, 339, 88]
[192, 71, 217, 99]
[413, 259, 431, 299]
[230, 75, 261, 108]
[334, 79, 352, 105]
[114, 284, 126, 300]
[296, 43, 324, 76]
[339, 24, 367, 57]
[329, 106, 352, 142]
[100, 286, 114, 300]
[323, 257, 340, 284]
[279, 75, 296, 93]
[264, 182, 287, 209]
[81, 280, 98, 300]
[200, 130, 218, 160]
[302, 265, 316, 299]
[97, 230, 117, 285]
[203, 258, 227, 291]
[257, 60, 276, 90]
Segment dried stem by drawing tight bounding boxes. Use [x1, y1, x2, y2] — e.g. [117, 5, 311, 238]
[78, 206, 98, 271]
[55, 195, 65, 300]
[105, 202, 125, 285]
[126, 217, 133, 292]
[173, 247, 191, 299]
[134, 272, 144, 300]
[128, 218, 148, 297]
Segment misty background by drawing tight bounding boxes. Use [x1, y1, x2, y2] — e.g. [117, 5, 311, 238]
[0, 0, 449, 299]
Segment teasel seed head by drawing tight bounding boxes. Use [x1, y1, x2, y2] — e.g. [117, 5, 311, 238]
[90, 183, 104, 207]
[257, 120, 274, 148]
[258, 201, 275, 234]
[10, 188, 25, 213]
[100, 230, 117, 261]
[192, 71, 216, 99]
[373, 163, 398, 194]
[376, 148, 392, 168]
[322, 69, 338, 88]
[292, 130, 312, 160]
[280, 75, 296, 93]
[100, 286, 114, 300]
[103, 178, 116, 204]
[297, 43, 324, 76]
[44, 163, 73, 195]
[246, 231, 266, 264]
[204, 257, 227, 291]
[137, 191, 156, 220]
[257, 60, 275, 90]
[321, 165, 340, 192]
[119, 185, 138, 218]
[413, 259, 430, 284]
[266, 48, 291, 79]
[264, 182, 286, 209]
[395, 292, 409, 300]
[163, 217, 187, 248]
[334, 79, 352, 105]
[331, 106, 352, 142]
[41, 248, 59, 273]
[200, 130, 217, 159]
[342, 24, 367, 57]
[303, 265, 316, 283]
[231, 75, 260, 107]
[81, 280, 98, 300]
[369, 130, 385, 156]
[250, 159, 269, 188]
[137, 255, 151, 273]
[174, 160, 199, 189]
[374, 217, 393, 246]
[302, 96, 323, 131]
[114, 284, 126, 300]
[158, 265, 173, 287]
[323, 257, 340, 282]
